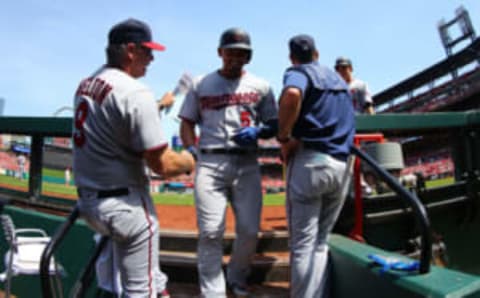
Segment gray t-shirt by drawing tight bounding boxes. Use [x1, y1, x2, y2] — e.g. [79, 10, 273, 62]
[178, 71, 277, 149]
[73, 67, 167, 189]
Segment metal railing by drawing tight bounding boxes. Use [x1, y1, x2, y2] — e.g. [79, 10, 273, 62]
[39, 205, 108, 298]
[351, 146, 432, 273]
[40, 207, 79, 297]
[69, 235, 108, 298]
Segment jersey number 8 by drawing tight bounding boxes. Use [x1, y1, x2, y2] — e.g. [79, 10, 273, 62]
[73, 101, 88, 147]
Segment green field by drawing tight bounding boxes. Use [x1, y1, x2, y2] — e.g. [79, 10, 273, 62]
[0, 174, 455, 206]
[0, 174, 286, 206]
[425, 176, 454, 188]
[149, 192, 286, 206]
[42, 168, 74, 179]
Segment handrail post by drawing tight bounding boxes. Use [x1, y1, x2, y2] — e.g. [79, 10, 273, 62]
[69, 236, 108, 298]
[40, 206, 80, 297]
[28, 134, 44, 200]
[351, 146, 432, 274]
[350, 134, 385, 241]
[350, 156, 364, 240]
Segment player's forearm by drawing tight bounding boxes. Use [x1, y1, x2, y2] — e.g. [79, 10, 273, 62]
[278, 88, 302, 139]
[180, 119, 197, 147]
[144, 147, 194, 177]
[159, 149, 195, 178]
[157, 91, 175, 111]
[366, 105, 375, 115]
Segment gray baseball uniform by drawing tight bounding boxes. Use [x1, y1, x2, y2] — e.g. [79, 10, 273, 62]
[73, 66, 168, 297]
[349, 78, 373, 114]
[179, 71, 277, 297]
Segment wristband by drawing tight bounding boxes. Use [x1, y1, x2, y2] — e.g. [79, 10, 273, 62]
[186, 145, 198, 161]
[276, 135, 291, 144]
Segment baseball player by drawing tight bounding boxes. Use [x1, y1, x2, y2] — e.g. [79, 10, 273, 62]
[335, 56, 376, 197]
[277, 35, 355, 297]
[73, 18, 195, 298]
[178, 28, 278, 297]
[335, 56, 375, 114]
[16, 154, 26, 180]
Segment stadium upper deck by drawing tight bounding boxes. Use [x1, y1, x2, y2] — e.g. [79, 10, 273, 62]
[375, 37, 480, 113]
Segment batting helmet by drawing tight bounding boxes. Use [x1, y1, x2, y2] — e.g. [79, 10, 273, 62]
[219, 28, 252, 51]
[335, 57, 352, 68]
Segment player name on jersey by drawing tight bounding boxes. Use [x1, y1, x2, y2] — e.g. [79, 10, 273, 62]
[200, 92, 260, 110]
[75, 77, 113, 105]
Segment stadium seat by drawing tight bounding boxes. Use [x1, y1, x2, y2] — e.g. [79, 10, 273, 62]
[0, 214, 64, 298]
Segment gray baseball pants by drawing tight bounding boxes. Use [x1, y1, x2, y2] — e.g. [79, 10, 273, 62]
[78, 187, 168, 298]
[286, 146, 348, 298]
[194, 153, 262, 297]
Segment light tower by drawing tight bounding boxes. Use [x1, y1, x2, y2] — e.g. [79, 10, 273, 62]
[437, 6, 478, 78]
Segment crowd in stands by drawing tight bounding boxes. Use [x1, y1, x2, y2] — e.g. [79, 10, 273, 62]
[0, 151, 30, 176]
[402, 149, 454, 179]
[48, 137, 72, 148]
[380, 66, 480, 113]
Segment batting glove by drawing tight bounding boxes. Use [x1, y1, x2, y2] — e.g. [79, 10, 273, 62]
[232, 127, 261, 146]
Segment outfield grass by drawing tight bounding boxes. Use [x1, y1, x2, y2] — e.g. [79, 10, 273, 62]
[0, 174, 456, 206]
[0, 174, 286, 205]
[42, 168, 67, 179]
[0, 174, 77, 196]
[425, 176, 454, 188]
[151, 192, 287, 206]
[0, 175, 28, 188]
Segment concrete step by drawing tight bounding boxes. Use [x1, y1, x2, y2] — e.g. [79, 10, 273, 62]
[160, 229, 289, 253]
[160, 250, 290, 283]
[166, 281, 289, 297]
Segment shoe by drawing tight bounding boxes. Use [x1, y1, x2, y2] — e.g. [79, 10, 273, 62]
[158, 289, 171, 298]
[227, 282, 249, 297]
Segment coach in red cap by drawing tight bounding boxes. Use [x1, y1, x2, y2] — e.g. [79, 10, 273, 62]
[104, 18, 166, 78]
[73, 18, 195, 297]
[108, 18, 166, 51]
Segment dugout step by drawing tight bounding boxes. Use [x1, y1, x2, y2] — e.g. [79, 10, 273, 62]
[167, 281, 290, 297]
[159, 250, 290, 283]
[160, 229, 289, 253]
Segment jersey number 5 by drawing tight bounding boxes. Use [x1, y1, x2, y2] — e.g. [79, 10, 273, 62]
[73, 101, 88, 147]
[240, 111, 251, 127]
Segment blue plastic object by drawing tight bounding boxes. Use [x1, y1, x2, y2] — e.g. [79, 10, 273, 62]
[368, 254, 420, 273]
[231, 127, 261, 146]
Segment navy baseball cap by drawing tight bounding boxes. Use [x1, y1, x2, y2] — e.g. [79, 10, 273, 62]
[219, 28, 252, 51]
[289, 34, 316, 58]
[335, 57, 352, 67]
[108, 18, 165, 51]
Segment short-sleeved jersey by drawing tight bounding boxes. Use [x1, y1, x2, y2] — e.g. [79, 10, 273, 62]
[349, 78, 373, 114]
[178, 71, 277, 149]
[73, 66, 167, 189]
